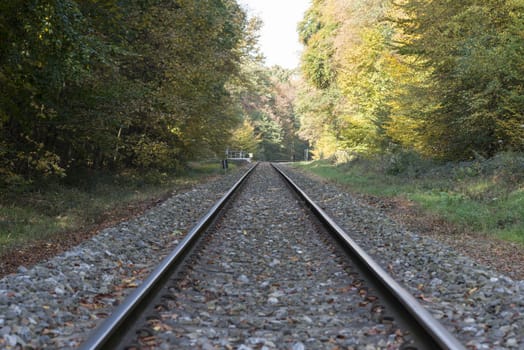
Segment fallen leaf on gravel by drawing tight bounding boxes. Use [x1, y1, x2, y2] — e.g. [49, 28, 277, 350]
[338, 285, 355, 293]
[79, 301, 99, 310]
[138, 335, 157, 346]
[120, 277, 139, 288]
[466, 287, 479, 296]
[93, 293, 115, 301]
[148, 320, 173, 332]
[132, 268, 149, 275]
[365, 327, 380, 335]
[417, 294, 433, 302]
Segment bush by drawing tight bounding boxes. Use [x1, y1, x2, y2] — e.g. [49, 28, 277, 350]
[381, 150, 434, 176]
[329, 150, 360, 165]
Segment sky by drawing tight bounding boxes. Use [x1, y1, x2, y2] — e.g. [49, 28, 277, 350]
[238, 0, 311, 69]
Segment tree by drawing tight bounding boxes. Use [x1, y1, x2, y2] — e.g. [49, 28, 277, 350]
[0, 0, 104, 183]
[392, 0, 524, 159]
[297, 0, 396, 158]
[297, 0, 524, 160]
[230, 59, 306, 161]
[229, 119, 260, 154]
[298, 1, 337, 90]
[0, 0, 249, 186]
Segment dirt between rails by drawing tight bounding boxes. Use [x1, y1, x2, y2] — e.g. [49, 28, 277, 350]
[1, 180, 523, 281]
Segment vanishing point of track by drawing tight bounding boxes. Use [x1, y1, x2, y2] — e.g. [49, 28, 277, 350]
[80, 163, 465, 350]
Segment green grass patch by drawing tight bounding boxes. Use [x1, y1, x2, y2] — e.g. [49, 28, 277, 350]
[293, 152, 524, 245]
[184, 160, 238, 176]
[0, 160, 238, 252]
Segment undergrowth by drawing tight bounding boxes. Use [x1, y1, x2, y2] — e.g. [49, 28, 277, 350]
[0, 160, 238, 251]
[294, 152, 524, 245]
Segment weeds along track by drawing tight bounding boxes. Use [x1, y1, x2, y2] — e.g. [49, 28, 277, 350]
[80, 162, 464, 350]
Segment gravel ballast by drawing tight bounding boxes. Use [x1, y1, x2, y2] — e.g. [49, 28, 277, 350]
[129, 162, 408, 349]
[0, 162, 522, 349]
[278, 164, 523, 350]
[0, 167, 248, 349]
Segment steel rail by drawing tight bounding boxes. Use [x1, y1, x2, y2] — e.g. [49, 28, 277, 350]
[79, 163, 258, 350]
[272, 164, 466, 350]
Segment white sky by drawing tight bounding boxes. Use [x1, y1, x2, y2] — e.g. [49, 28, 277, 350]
[239, 0, 311, 69]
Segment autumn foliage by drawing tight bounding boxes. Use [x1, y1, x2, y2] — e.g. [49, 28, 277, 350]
[0, 0, 247, 186]
[297, 0, 524, 161]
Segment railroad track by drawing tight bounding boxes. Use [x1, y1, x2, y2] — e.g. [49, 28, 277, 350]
[80, 162, 465, 350]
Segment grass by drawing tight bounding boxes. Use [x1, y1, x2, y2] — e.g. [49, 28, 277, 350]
[293, 152, 524, 245]
[0, 160, 238, 252]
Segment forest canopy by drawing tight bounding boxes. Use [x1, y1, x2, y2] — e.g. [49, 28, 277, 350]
[2, 0, 523, 189]
[0, 0, 251, 186]
[297, 0, 524, 161]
